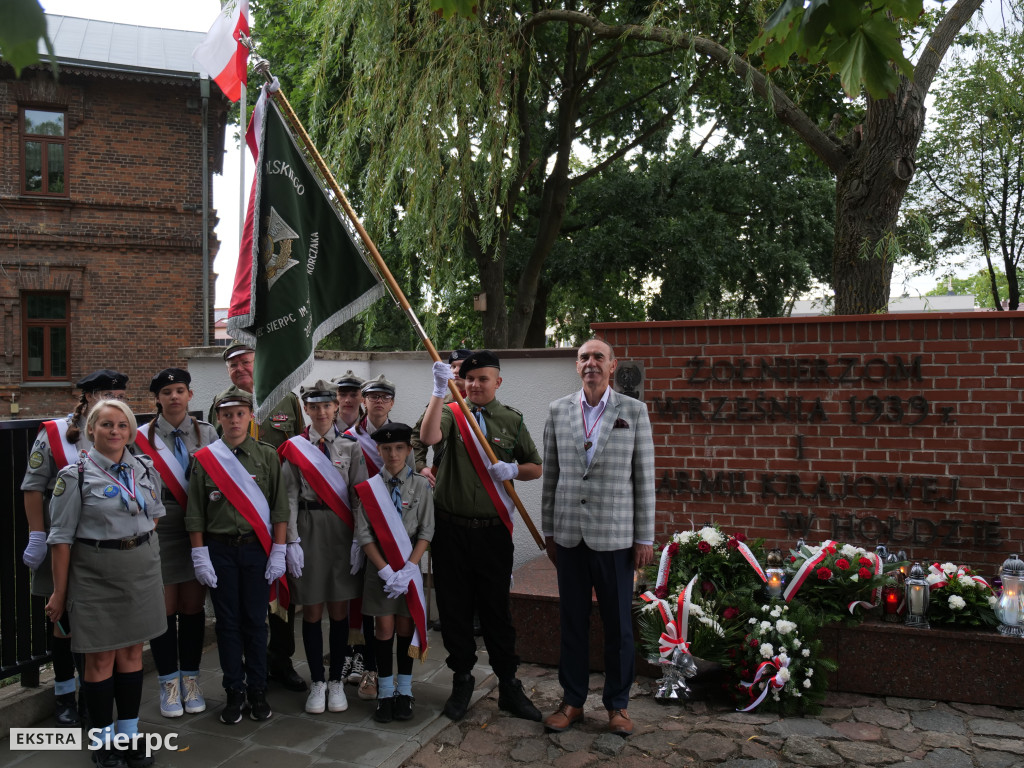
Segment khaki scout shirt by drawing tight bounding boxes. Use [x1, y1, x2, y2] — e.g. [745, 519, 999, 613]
[433, 397, 541, 519]
[207, 386, 304, 450]
[185, 436, 290, 536]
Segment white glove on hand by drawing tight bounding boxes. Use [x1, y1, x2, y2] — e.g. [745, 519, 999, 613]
[350, 540, 366, 575]
[432, 360, 456, 398]
[265, 543, 287, 584]
[23, 531, 48, 570]
[487, 461, 519, 482]
[286, 539, 304, 578]
[385, 562, 418, 598]
[378, 564, 396, 583]
[191, 546, 218, 588]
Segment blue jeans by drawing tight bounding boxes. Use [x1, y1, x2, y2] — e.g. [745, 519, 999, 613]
[208, 540, 270, 692]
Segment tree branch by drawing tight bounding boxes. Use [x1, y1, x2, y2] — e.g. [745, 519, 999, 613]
[522, 8, 848, 174]
[913, 0, 985, 97]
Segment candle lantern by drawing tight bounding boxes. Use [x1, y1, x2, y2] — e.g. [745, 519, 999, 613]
[882, 583, 902, 622]
[875, 545, 888, 560]
[897, 551, 909, 578]
[995, 554, 1024, 638]
[904, 562, 930, 629]
[765, 549, 785, 598]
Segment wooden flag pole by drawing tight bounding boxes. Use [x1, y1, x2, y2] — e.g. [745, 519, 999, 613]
[258, 70, 545, 550]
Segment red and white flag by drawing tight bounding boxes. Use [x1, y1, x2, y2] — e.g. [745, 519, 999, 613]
[192, 0, 251, 102]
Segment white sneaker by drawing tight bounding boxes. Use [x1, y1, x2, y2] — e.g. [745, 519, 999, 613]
[305, 681, 327, 714]
[327, 680, 348, 712]
[346, 653, 365, 684]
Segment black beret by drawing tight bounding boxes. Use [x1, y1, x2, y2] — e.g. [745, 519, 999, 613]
[448, 348, 473, 364]
[76, 369, 129, 392]
[149, 367, 191, 394]
[457, 350, 500, 378]
[371, 422, 413, 445]
[222, 341, 255, 361]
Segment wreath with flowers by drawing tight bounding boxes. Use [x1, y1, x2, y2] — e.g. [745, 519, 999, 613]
[925, 562, 998, 628]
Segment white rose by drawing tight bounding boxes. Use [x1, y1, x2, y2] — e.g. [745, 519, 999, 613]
[803, 678, 812, 689]
[989, 595, 998, 607]
[760, 643, 774, 659]
[958, 575, 976, 589]
[802, 648, 811, 657]
[840, 544, 860, 558]
[926, 573, 943, 585]
[770, 607, 782, 618]
[749, 618, 758, 624]
[689, 603, 705, 617]
[805, 667, 813, 676]
[942, 562, 957, 575]
[700, 527, 724, 547]
[760, 621, 772, 631]
[776, 666, 791, 684]
[775, 619, 798, 635]
[792, 638, 802, 648]
[948, 595, 966, 610]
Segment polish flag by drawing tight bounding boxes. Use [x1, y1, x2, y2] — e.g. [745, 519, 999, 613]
[193, 0, 251, 102]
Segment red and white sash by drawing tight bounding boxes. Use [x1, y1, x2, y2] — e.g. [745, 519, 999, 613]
[133, 425, 188, 509]
[447, 402, 514, 534]
[42, 417, 76, 469]
[194, 439, 289, 608]
[278, 435, 354, 528]
[345, 422, 382, 477]
[355, 475, 428, 660]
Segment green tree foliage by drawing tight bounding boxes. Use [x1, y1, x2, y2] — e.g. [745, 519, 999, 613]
[0, 0, 52, 76]
[911, 27, 1024, 311]
[924, 268, 1023, 309]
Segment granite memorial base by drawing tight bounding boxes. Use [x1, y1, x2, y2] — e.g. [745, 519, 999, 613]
[510, 556, 1023, 707]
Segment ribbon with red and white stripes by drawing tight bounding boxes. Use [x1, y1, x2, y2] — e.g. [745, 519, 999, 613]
[739, 655, 790, 712]
[278, 436, 354, 528]
[42, 418, 75, 470]
[355, 475, 428, 659]
[447, 402, 514, 534]
[133, 426, 188, 509]
[345, 424, 383, 477]
[641, 575, 697, 660]
[783, 540, 835, 602]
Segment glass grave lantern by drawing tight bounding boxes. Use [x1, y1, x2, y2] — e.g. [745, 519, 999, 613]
[996, 554, 1024, 638]
[904, 562, 930, 629]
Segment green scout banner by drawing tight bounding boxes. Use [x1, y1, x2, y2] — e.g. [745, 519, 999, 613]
[228, 85, 385, 421]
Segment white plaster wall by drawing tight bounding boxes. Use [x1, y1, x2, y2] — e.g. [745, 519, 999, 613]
[182, 348, 581, 569]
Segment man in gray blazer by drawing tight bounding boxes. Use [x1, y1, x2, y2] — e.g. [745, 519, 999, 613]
[541, 338, 655, 737]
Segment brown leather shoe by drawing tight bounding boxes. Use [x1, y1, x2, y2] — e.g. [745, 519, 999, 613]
[543, 702, 584, 732]
[608, 708, 633, 736]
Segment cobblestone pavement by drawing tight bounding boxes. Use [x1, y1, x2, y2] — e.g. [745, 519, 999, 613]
[405, 663, 1024, 768]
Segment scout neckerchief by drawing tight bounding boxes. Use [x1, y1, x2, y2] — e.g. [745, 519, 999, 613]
[355, 474, 428, 660]
[345, 417, 383, 477]
[42, 416, 76, 469]
[446, 402, 514, 534]
[87, 451, 147, 517]
[194, 438, 290, 609]
[277, 430, 354, 528]
[133, 419, 188, 509]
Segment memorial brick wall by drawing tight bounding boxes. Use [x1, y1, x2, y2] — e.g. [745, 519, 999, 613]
[596, 313, 1024, 575]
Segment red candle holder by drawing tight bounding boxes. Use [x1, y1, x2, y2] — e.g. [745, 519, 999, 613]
[882, 584, 902, 622]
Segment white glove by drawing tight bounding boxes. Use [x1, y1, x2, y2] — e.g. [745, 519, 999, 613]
[265, 543, 287, 584]
[378, 564, 396, 583]
[191, 546, 218, 588]
[487, 461, 519, 482]
[23, 531, 48, 570]
[350, 540, 366, 575]
[386, 561, 418, 598]
[432, 360, 456, 398]
[286, 539, 304, 578]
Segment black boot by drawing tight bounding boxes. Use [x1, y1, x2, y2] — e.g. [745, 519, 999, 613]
[498, 678, 542, 721]
[443, 673, 474, 721]
[54, 692, 81, 726]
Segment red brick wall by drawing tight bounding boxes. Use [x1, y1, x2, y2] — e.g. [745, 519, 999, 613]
[595, 313, 1024, 576]
[0, 69, 227, 417]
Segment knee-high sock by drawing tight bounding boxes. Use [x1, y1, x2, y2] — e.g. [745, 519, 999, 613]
[83, 676, 115, 730]
[328, 618, 349, 681]
[361, 615, 377, 671]
[374, 635, 394, 680]
[178, 610, 206, 673]
[149, 614, 178, 677]
[302, 620, 325, 683]
[395, 634, 414, 677]
[112, 669, 143, 721]
[52, 634, 75, 694]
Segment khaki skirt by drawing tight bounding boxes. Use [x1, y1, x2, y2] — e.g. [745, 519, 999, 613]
[361, 568, 412, 618]
[291, 505, 362, 605]
[67, 535, 166, 653]
[156, 500, 196, 585]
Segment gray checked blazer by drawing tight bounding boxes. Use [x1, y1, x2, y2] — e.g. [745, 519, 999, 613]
[541, 387, 655, 551]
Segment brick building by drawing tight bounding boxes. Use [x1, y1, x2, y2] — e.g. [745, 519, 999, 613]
[0, 15, 228, 418]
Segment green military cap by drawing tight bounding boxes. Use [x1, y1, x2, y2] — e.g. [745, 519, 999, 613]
[361, 374, 396, 398]
[222, 341, 255, 362]
[213, 385, 253, 410]
[332, 370, 365, 390]
[300, 379, 338, 403]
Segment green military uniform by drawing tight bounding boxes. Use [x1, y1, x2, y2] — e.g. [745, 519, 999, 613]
[433, 397, 541, 519]
[208, 384, 304, 450]
[185, 435, 290, 535]
[410, 395, 453, 473]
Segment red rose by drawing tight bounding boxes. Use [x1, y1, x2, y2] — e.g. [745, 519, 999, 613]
[858, 567, 872, 579]
[836, 558, 850, 570]
[816, 567, 833, 580]
[826, 545, 837, 555]
[727, 537, 739, 550]
[702, 580, 716, 594]
[727, 647, 737, 658]
[698, 541, 712, 553]
[789, 555, 797, 563]
[736, 533, 748, 542]
[858, 557, 872, 567]
[723, 607, 739, 620]
[750, 638, 759, 647]
[963, 566, 972, 574]
[654, 585, 668, 599]
[667, 543, 679, 557]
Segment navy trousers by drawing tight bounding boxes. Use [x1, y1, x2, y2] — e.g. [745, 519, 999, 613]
[208, 540, 270, 692]
[555, 542, 634, 710]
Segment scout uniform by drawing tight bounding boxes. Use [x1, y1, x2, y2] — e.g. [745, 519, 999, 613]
[333, 369, 366, 432]
[410, 349, 471, 473]
[134, 367, 218, 719]
[429, 350, 543, 721]
[186, 390, 290, 720]
[47, 447, 166, 652]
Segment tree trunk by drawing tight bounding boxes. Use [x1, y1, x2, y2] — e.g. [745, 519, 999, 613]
[522, 281, 550, 348]
[832, 86, 925, 315]
[468, 235, 509, 348]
